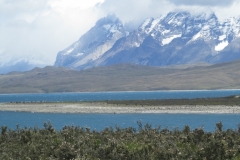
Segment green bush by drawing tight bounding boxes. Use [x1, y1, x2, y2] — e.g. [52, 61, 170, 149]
[1, 122, 240, 159]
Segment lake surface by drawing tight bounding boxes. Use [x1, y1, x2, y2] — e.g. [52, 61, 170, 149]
[1, 90, 240, 131]
[1, 89, 240, 103]
[0, 111, 240, 132]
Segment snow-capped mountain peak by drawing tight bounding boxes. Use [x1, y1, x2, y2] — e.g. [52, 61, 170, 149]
[96, 13, 120, 27]
[140, 18, 154, 31]
[54, 14, 126, 69]
[54, 11, 240, 70]
[164, 12, 190, 26]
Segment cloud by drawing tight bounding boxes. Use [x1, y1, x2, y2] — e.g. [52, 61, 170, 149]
[0, 0, 105, 65]
[48, 0, 105, 11]
[167, 0, 236, 7]
[98, 0, 175, 31]
[98, 0, 240, 25]
[0, 0, 48, 22]
[99, 0, 174, 22]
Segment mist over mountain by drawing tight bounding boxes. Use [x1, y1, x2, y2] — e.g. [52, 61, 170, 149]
[0, 55, 49, 74]
[55, 11, 240, 70]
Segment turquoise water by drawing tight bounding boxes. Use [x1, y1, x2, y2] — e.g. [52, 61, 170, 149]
[1, 90, 240, 103]
[1, 90, 240, 131]
[0, 111, 239, 132]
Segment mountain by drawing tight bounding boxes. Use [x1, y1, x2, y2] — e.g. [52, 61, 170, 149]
[55, 11, 240, 69]
[1, 60, 240, 93]
[54, 14, 126, 69]
[0, 54, 49, 74]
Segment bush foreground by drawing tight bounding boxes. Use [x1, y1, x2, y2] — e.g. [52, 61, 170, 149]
[1, 122, 240, 159]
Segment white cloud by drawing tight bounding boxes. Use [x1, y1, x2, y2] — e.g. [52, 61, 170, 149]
[168, 0, 235, 6]
[99, 0, 240, 23]
[0, 0, 105, 65]
[48, 0, 105, 11]
[213, 1, 240, 21]
[99, 0, 174, 22]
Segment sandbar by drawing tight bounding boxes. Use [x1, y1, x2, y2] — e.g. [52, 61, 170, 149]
[0, 102, 240, 114]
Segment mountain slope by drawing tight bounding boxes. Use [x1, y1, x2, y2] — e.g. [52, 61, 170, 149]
[1, 60, 240, 93]
[54, 14, 126, 69]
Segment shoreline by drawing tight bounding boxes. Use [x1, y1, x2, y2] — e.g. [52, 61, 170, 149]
[1, 88, 240, 95]
[0, 102, 240, 114]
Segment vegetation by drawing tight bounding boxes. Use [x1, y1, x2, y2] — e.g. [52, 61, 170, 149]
[1, 61, 240, 93]
[9, 95, 240, 106]
[1, 122, 240, 159]
[105, 95, 240, 106]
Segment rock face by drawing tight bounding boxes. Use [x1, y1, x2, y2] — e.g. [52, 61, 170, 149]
[54, 14, 126, 69]
[54, 11, 240, 70]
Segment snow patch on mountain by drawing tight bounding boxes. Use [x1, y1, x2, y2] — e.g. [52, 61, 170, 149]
[215, 41, 229, 51]
[162, 30, 170, 35]
[140, 18, 154, 31]
[162, 34, 182, 45]
[74, 53, 84, 57]
[63, 48, 74, 55]
[192, 32, 201, 41]
[218, 35, 226, 41]
[103, 24, 120, 33]
[103, 24, 111, 30]
[147, 17, 162, 34]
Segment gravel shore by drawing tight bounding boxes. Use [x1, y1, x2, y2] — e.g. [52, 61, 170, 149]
[0, 102, 240, 114]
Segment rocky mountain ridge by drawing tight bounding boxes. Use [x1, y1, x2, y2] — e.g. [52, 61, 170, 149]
[54, 11, 240, 70]
[54, 14, 126, 69]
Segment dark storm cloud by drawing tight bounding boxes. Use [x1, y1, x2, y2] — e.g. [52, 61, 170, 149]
[168, 0, 236, 6]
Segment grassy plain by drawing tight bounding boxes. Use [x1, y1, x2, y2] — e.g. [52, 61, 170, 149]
[0, 60, 240, 93]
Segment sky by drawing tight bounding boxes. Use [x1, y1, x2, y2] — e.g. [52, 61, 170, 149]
[0, 0, 240, 66]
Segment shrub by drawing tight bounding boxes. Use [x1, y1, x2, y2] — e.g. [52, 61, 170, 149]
[1, 122, 240, 159]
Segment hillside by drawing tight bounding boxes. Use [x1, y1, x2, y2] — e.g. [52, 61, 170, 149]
[0, 60, 240, 93]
